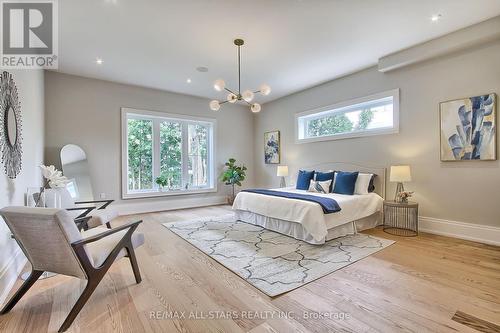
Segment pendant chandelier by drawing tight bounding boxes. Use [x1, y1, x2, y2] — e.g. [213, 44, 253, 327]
[209, 39, 271, 113]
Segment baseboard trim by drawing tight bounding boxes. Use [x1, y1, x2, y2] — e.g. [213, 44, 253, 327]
[114, 195, 228, 216]
[419, 216, 500, 246]
[0, 248, 27, 307]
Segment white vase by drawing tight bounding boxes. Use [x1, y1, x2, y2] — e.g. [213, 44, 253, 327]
[44, 189, 62, 208]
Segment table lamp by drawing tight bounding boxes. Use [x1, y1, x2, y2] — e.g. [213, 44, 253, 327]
[277, 165, 288, 188]
[390, 165, 411, 201]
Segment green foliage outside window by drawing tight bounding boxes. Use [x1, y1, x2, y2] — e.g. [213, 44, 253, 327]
[160, 121, 182, 188]
[356, 109, 374, 130]
[306, 109, 374, 137]
[128, 118, 210, 192]
[127, 119, 153, 191]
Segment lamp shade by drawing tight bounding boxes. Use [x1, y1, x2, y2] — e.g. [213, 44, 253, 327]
[390, 165, 412, 182]
[277, 165, 289, 177]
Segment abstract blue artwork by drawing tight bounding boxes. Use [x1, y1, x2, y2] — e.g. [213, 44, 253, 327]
[440, 94, 496, 161]
[264, 130, 280, 164]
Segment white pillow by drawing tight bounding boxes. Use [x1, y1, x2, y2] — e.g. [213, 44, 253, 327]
[354, 173, 373, 195]
[308, 179, 332, 194]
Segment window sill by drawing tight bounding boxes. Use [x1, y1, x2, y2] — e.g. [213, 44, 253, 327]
[122, 187, 217, 200]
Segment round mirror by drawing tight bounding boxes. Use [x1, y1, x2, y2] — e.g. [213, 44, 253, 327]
[6, 104, 17, 146]
[0, 71, 22, 179]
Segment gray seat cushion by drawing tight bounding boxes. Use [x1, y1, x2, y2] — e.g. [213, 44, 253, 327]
[88, 208, 119, 228]
[81, 226, 144, 268]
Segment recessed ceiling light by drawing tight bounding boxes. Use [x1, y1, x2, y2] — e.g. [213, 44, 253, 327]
[196, 66, 208, 73]
[96, 58, 103, 65]
[186, 78, 192, 83]
[431, 14, 442, 22]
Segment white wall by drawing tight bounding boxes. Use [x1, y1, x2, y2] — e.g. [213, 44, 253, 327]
[44, 72, 255, 213]
[0, 70, 45, 304]
[254, 40, 500, 228]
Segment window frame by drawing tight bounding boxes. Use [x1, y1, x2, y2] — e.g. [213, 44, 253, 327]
[121, 107, 217, 199]
[295, 89, 400, 144]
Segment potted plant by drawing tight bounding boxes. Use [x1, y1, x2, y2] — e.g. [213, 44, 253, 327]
[220, 158, 247, 204]
[155, 175, 168, 191]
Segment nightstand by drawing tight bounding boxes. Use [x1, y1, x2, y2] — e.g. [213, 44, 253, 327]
[383, 200, 419, 236]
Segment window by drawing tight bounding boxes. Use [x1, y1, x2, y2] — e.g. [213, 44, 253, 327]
[122, 108, 216, 198]
[296, 89, 399, 143]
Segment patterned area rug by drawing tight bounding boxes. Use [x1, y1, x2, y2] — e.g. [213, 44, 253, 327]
[163, 214, 394, 297]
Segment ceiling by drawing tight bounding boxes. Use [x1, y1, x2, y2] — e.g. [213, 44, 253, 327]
[57, 0, 500, 103]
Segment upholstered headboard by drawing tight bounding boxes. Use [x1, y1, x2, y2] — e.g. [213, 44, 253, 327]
[289, 162, 386, 198]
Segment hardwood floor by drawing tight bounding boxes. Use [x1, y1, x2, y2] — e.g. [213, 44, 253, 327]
[0, 205, 499, 333]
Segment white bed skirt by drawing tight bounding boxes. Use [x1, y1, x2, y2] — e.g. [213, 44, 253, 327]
[235, 210, 382, 245]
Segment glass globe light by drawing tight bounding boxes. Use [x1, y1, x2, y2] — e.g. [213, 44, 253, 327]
[242, 90, 254, 102]
[213, 79, 225, 92]
[259, 84, 271, 96]
[251, 103, 261, 113]
[209, 100, 220, 111]
[227, 93, 237, 103]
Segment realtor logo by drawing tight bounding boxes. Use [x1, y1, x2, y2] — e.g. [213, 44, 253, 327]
[1, 0, 58, 68]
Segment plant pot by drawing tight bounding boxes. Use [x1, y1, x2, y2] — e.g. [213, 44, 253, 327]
[227, 195, 235, 205]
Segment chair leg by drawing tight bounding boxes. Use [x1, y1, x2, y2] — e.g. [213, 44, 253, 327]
[125, 246, 141, 284]
[1, 270, 43, 314]
[58, 277, 102, 333]
[105, 222, 111, 229]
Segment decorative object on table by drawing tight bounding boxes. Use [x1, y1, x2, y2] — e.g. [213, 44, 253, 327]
[0, 71, 22, 179]
[0, 206, 144, 333]
[164, 214, 394, 297]
[155, 175, 169, 191]
[26, 187, 62, 208]
[219, 158, 247, 204]
[390, 165, 412, 202]
[396, 190, 414, 203]
[383, 200, 419, 237]
[439, 93, 496, 161]
[209, 39, 270, 113]
[277, 165, 288, 188]
[264, 130, 280, 164]
[32, 165, 70, 207]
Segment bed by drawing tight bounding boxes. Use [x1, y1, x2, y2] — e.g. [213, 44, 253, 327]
[232, 162, 386, 244]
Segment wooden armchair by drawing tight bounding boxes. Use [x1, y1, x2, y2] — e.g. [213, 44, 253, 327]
[57, 187, 117, 230]
[0, 207, 144, 332]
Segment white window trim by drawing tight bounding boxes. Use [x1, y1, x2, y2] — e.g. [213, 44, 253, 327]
[295, 89, 400, 144]
[121, 107, 217, 199]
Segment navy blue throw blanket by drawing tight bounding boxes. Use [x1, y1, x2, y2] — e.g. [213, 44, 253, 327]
[242, 189, 341, 214]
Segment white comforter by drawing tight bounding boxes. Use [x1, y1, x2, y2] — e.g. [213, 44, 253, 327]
[232, 187, 383, 242]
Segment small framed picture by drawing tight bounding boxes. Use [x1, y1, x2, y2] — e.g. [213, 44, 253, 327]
[264, 130, 280, 164]
[439, 93, 496, 161]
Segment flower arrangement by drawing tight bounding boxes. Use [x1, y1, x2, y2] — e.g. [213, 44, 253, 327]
[396, 190, 414, 203]
[35, 165, 69, 206]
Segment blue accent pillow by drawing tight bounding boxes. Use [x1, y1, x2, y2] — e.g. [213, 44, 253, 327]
[296, 170, 315, 190]
[333, 171, 359, 195]
[315, 171, 335, 192]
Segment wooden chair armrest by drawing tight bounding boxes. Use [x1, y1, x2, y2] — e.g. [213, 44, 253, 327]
[71, 220, 142, 247]
[74, 200, 114, 210]
[66, 206, 96, 219]
[74, 216, 92, 231]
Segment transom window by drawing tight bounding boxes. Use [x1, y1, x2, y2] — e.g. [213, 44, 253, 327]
[296, 89, 399, 143]
[121, 108, 216, 199]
